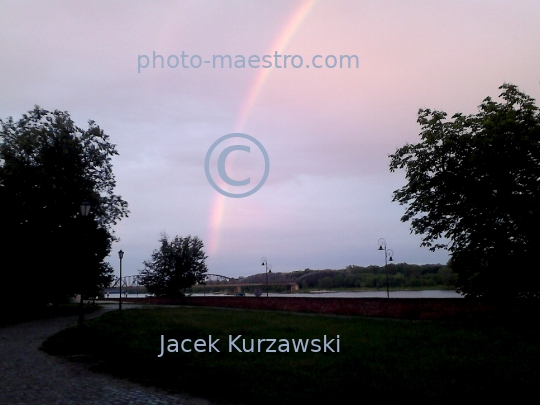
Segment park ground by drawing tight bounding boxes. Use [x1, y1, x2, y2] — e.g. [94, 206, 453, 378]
[0, 304, 213, 405]
[41, 303, 540, 405]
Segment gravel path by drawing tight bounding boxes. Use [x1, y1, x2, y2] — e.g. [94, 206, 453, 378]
[0, 304, 215, 405]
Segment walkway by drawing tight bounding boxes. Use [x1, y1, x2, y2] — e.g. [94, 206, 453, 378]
[0, 304, 214, 405]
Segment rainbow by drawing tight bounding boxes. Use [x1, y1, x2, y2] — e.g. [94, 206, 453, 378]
[207, 0, 317, 255]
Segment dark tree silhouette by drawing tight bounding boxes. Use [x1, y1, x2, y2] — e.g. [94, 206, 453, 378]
[0, 106, 129, 307]
[139, 234, 208, 297]
[389, 84, 540, 298]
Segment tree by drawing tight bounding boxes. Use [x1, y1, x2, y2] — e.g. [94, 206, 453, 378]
[389, 84, 540, 298]
[139, 234, 208, 297]
[0, 106, 129, 306]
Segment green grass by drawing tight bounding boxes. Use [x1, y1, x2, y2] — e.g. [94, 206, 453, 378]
[42, 307, 540, 404]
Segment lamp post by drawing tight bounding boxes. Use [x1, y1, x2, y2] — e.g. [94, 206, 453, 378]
[78, 200, 91, 329]
[261, 257, 272, 297]
[118, 250, 124, 311]
[378, 238, 394, 298]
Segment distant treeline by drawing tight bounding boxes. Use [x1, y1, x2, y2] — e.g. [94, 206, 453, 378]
[191, 263, 458, 294]
[289, 263, 457, 290]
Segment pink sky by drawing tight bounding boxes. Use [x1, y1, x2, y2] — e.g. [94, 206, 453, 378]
[1, 0, 539, 277]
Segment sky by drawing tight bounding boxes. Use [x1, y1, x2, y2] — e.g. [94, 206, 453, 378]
[1, 0, 539, 279]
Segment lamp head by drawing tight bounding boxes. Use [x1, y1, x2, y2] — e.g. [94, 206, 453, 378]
[80, 200, 91, 217]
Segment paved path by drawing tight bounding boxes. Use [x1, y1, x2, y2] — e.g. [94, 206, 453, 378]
[0, 304, 214, 405]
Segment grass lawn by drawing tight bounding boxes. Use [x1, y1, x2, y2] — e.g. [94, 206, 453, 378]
[41, 306, 540, 404]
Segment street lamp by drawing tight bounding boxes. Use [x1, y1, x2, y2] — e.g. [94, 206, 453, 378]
[378, 238, 394, 298]
[118, 250, 124, 311]
[78, 200, 91, 328]
[261, 257, 272, 297]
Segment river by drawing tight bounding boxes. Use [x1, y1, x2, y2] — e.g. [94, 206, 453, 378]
[106, 290, 462, 299]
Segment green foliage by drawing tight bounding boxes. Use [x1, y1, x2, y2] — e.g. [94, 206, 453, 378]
[139, 234, 208, 297]
[0, 107, 128, 306]
[389, 84, 540, 298]
[295, 263, 451, 290]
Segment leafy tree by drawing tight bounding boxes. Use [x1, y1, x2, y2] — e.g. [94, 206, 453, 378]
[139, 234, 208, 297]
[0, 106, 129, 306]
[437, 266, 458, 286]
[389, 84, 540, 298]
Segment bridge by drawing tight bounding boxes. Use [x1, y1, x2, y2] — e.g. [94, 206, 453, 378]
[103, 273, 299, 296]
[201, 273, 299, 293]
[104, 275, 145, 296]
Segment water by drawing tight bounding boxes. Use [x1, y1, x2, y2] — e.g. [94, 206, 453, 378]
[104, 290, 462, 299]
[192, 290, 463, 298]
[105, 293, 147, 299]
[287, 290, 462, 298]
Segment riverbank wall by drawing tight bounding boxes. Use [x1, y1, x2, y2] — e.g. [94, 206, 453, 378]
[111, 296, 540, 320]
